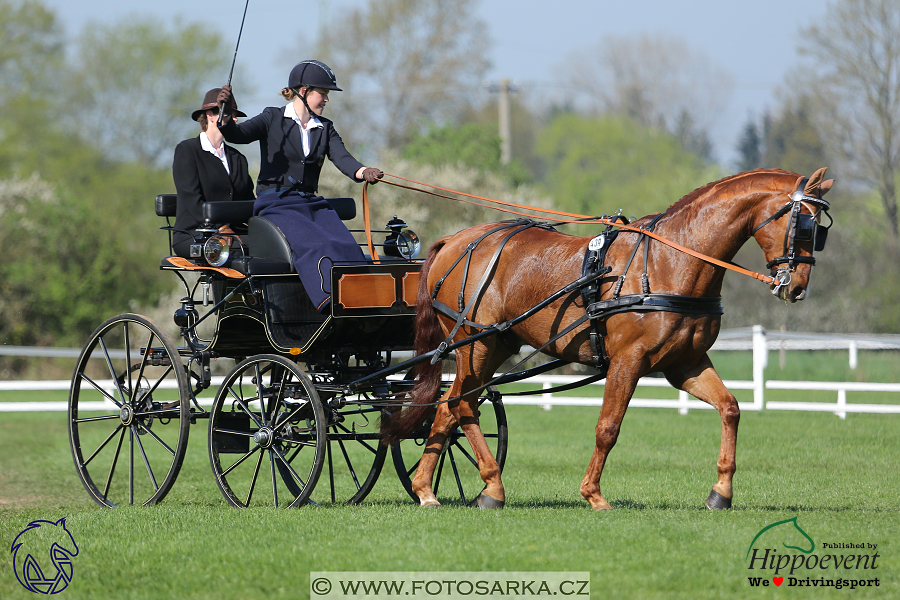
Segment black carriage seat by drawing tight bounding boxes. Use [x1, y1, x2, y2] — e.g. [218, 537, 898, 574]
[230, 197, 357, 275]
[157, 194, 357, 274]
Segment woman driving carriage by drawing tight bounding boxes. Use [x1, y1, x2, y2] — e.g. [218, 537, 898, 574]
[171, 88, 255, 258]
[216, 60, 383, 311]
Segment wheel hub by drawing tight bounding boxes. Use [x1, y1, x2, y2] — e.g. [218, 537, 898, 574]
[119, 404, 134, 425]
[254, 428, 274, 448]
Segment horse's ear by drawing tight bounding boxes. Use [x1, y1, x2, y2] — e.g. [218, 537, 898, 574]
[792, 176, 805, 193]
[804, 167, 829, 196]
[819, 179, 834, 196]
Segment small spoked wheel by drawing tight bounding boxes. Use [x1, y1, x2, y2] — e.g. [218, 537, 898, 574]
[307, 399, 387, 505]
[68, 313, 191, 507]
[208, 355, 326, 508]
[391, 391, 508, 505]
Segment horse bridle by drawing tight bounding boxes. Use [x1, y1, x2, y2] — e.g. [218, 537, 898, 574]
[752, 178, 832, 295]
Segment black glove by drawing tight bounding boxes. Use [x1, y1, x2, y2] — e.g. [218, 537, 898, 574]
[362, 168, 383, 184]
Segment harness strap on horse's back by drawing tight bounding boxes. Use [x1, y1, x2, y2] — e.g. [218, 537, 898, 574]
[430, 220, 545, 364]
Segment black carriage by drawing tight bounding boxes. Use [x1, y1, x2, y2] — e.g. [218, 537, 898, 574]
[67, 194, 506, 508]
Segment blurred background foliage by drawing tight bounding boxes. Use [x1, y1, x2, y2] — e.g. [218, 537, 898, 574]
[2, 0, 899, 366]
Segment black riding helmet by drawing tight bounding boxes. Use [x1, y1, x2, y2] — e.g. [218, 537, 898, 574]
[288, 60, 342, 92]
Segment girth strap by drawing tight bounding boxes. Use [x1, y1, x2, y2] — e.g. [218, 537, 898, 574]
[587, 294, 724, 319]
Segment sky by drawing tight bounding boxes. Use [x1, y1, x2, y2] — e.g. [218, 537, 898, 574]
[39, 0, 830, 167]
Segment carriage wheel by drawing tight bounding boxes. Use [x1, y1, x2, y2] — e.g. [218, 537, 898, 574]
[305, 399, 388, 505]
[208, 355, 326, 508]
[68, 314, 191, 507]
[391, 391, 508, 505]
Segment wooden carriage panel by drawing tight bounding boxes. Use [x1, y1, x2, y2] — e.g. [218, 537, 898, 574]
[337, 273, 396, 308]
[402, 272, 419, 306]
[330, 262, 422, 318]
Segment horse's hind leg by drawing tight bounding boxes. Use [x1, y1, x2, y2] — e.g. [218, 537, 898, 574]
[411, 344, 507, 508]
[665, 353, 739, 509]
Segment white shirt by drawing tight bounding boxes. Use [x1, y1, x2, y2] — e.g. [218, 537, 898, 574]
[284, 103, 323, 157]
[199, 131, 230, 175]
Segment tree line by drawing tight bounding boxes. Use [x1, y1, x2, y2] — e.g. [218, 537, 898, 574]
[2, 0, 899, 369]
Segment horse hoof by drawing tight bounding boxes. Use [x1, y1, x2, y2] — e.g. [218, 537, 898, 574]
[706, 489, 732, 510]
[469, 492, 505, 509]
[420, 500, 441, 508]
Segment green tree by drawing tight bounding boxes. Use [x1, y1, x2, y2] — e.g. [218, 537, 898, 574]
[736, 118, 762, 172]
[400, 122, 531, 185]
[561, 33, 732, 162]
[536, 113, 722, 230]
[0, 4, 189, 348]
[0, 0, 61, 101]
[66, 15, 230, 166]
[0, 0, 65, 175]
[761, 100, 828, 176]
[800, 0, 900, 238]
[316, 0, 491, 153]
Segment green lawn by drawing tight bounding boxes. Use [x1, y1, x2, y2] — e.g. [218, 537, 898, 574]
[1, 404, 897, 600]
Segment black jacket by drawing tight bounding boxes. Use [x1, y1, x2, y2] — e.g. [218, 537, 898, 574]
[172, 136, 255, 257]
[220, 106, 364, 195]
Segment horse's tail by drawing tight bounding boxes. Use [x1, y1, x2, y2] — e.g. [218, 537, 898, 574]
[380, 239, 448, 445]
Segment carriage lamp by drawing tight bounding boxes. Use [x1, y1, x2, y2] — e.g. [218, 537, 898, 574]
[383, 216, 421, 260]
[203, 235, 231, 267]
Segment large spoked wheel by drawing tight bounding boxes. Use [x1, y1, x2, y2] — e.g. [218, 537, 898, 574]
[68, 313, 191, 507]
[208, 355, 326, 508]
[391, 391, 508, 505]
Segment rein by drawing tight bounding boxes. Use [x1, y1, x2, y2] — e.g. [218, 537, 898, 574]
[362, 174, 778, 286]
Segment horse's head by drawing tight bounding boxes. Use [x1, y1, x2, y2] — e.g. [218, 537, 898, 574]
[751, 167, 834, 302]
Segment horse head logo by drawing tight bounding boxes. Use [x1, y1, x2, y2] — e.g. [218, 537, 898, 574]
[10, 518, 79, 594]
[746, 516, 815, 560]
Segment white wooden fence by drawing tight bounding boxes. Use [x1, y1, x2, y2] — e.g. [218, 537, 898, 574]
[3, 326, 900, 418]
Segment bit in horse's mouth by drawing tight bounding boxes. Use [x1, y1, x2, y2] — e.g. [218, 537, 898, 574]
[776, 286, 807, 303]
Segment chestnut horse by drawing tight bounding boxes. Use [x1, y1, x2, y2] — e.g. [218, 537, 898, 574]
[381, 168, 834, 510]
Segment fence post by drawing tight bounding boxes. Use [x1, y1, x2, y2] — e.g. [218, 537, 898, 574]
[849, 340, 858, 370]
[836, 388, 847, 420]
[541, 381, 552, 411]
[752, 325, 767, 411]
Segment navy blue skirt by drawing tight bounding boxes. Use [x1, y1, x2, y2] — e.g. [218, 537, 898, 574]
[254, 190, 365, 309]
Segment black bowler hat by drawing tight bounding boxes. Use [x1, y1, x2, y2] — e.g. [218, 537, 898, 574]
[191, 88, 246, 121]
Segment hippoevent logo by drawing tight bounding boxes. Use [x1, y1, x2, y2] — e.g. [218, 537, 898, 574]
[745, 517, 880, 590]
[10, 518, 79, 594]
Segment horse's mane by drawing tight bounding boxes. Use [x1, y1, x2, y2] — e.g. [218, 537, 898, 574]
[664, 168, 798, 215]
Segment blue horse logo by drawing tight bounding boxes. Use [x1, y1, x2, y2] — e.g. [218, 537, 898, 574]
[10, 518, 79, 594]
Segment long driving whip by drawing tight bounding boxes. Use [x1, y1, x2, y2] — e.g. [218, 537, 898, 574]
[218, 0, 251, 127]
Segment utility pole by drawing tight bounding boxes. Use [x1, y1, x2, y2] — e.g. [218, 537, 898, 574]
[486, 79, 517, 165]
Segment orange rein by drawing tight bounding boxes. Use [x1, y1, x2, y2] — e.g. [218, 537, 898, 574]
[361, 174, 777, 286]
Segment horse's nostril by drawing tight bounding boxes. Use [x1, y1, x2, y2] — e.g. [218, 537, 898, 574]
[792, 286, 807, 301]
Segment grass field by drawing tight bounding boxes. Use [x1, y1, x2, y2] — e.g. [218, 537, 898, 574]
[1, 399, 897, 599]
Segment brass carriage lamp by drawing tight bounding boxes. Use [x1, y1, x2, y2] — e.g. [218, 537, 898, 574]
[382, 216, 421, 260]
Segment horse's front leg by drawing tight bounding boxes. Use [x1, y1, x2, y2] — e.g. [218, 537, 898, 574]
[411, 385, 459, 507]
[581, 361, 640, 510]
[665, 353, 739, 509]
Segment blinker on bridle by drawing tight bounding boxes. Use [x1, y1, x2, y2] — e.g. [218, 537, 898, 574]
[750, 177, 832, 296]
[752, 180, 831, 264]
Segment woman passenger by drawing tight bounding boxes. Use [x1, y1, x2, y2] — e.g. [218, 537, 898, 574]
[172, 88, 255, 258]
